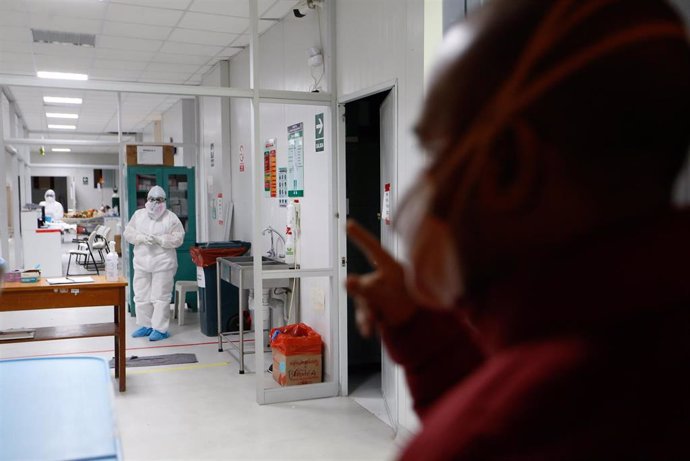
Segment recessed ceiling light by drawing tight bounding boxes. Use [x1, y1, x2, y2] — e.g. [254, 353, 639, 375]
[37, 71, 88, 81]
[48, 124, 77, 130]
[44, 96, 82, 105]
[46, 113, 79, 119]
[51, 148, 72, 152]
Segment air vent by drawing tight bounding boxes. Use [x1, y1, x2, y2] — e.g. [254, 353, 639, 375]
[32, 29, 96, 48]
[107, 132, 139, 136]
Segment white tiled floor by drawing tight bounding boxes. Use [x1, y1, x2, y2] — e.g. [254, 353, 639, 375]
[0, 304, 400, 460]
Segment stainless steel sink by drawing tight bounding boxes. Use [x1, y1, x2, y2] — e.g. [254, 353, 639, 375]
[218, 255, 290, 289]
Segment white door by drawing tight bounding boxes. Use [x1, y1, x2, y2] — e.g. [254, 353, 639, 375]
[379, 89, 398, 431]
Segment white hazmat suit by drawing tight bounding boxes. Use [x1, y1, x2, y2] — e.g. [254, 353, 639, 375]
[39, 189, 64, 221]
[123, 186, 185, 338]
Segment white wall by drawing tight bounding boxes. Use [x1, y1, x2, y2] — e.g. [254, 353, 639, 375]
[199, 61, 232, 242]
[161, 98, 197, 168]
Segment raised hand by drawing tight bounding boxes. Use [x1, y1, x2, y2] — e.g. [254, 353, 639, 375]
[345, 220, 418, 337]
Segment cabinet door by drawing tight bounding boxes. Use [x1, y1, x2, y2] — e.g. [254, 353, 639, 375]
[163, 168, 195, 243]
[128, 167, 162, 217]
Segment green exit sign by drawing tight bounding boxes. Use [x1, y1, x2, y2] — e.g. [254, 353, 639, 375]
[315, 113, 324, 152]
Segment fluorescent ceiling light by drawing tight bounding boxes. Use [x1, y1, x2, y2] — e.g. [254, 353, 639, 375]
[48, 124, 77, 130]
[43, 96, 82, 105]
[51, 148, 71, 152]
[37, 71, 88, 81]
[46, 112, 79, 119]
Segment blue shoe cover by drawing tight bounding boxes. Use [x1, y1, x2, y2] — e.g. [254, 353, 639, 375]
[132, 326, 153, 338]
[149, 330, 170, 341]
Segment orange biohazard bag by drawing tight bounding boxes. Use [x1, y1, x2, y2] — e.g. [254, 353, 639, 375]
[270, 323, 322, 386]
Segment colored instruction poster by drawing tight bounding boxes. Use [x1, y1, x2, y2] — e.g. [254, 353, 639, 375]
[278, 167, 288, 207]
[287, 122, 304, 197]
[315, 113, 325, 152]
[264, 139, 277, 197]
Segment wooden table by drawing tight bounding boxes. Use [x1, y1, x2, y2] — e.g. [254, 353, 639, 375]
[0, 276, 128, 391]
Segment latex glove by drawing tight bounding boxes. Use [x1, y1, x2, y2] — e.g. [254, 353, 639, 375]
[345, 220, 418, 338]
[151, 235, 163, 246]
[135, 234, 154, 245]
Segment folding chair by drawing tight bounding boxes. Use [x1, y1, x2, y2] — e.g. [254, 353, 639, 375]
[66, 230, 101, 276]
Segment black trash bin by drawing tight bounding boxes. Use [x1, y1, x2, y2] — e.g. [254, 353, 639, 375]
[191, 241, 250, 337]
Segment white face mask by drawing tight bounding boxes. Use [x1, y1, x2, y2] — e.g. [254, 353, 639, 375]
[46, 195, 55, 203]
[145, 201, 166, 220]
[404, 216, 464, 310]
[396, 178, 464, 310]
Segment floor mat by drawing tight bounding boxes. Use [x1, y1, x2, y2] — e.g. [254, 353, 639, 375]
[109, 353, 198, 368]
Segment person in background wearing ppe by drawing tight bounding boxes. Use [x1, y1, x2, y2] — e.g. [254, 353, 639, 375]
[0, 257, 6, 292]
[124, 185, 184, 341]
[347, 0, 690, 459]
[39, 189, 64, 222]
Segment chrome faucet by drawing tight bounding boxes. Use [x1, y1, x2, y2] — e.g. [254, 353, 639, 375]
[262, 226, 286, 259]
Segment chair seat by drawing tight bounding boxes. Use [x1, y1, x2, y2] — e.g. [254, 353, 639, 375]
[92, 242, 107, 249]
[70, 250, 89, 256]
[175, 281, 198, 290]
[173, 281, 198, 326]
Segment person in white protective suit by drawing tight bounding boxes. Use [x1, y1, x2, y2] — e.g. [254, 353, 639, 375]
[39, 189, 64, 221]
[123, 185, 185, 341]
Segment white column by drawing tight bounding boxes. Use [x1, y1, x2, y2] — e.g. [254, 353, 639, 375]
[0, 96, 10, 259]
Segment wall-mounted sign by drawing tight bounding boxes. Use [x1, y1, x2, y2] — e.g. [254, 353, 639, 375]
[315, 113, 325, 152]
[137, 145, 163, 164]
[210, 143, 215, 168]
[287, 122, 304, 197]
[264, 139, 277, 198]
[82, 177, 88, 185]
[278, 167, 288, 208]
[239, 144, 245, 172]
[383, 183, 391, 225]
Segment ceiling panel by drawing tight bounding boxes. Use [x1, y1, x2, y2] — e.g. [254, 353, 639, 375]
[159, 41, 223, 57]
[0, 26, 31, 42]
[0, 62, 35, 75]
[151, 52, 212, 65]
[24, 0, 108, 20]
[33, 54, 92, 73]
[217, 47, 242, 59]
[110, 0, 193, 10]
[102, 21, 173, 40]
[0, 0, 24, 12]
[0, 10, 28, 27]
[189, 0, 276, 18]
[145, 61, 204, 74]
[32, 42, 96, 59]
[98, 35, 163, 52]
[1, 0, 297, 138]
[107, 3, 185, 27]
[90, 68, 144, 81]
[177, 12, 248, 33]
[0, 40, 33, 53]
[264, 1, 303, 20]
[92, 59, 149, 71]
[167, 28, 238, 46]
[94, 48, 156, 62]
[29, 14, 103, 35]
[138, 71, 195, 84]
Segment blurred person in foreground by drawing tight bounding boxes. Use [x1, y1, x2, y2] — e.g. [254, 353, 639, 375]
[346, 0, 690, 459]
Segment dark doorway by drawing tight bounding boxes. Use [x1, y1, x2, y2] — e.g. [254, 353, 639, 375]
[345, 90, 390, 394]
[31, 176, 67, 211]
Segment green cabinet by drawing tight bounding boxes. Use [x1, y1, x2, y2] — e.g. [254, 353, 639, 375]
[126, 166, 196, 315]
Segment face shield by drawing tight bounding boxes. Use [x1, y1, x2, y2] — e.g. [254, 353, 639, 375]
[145, 185, 167, 219]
